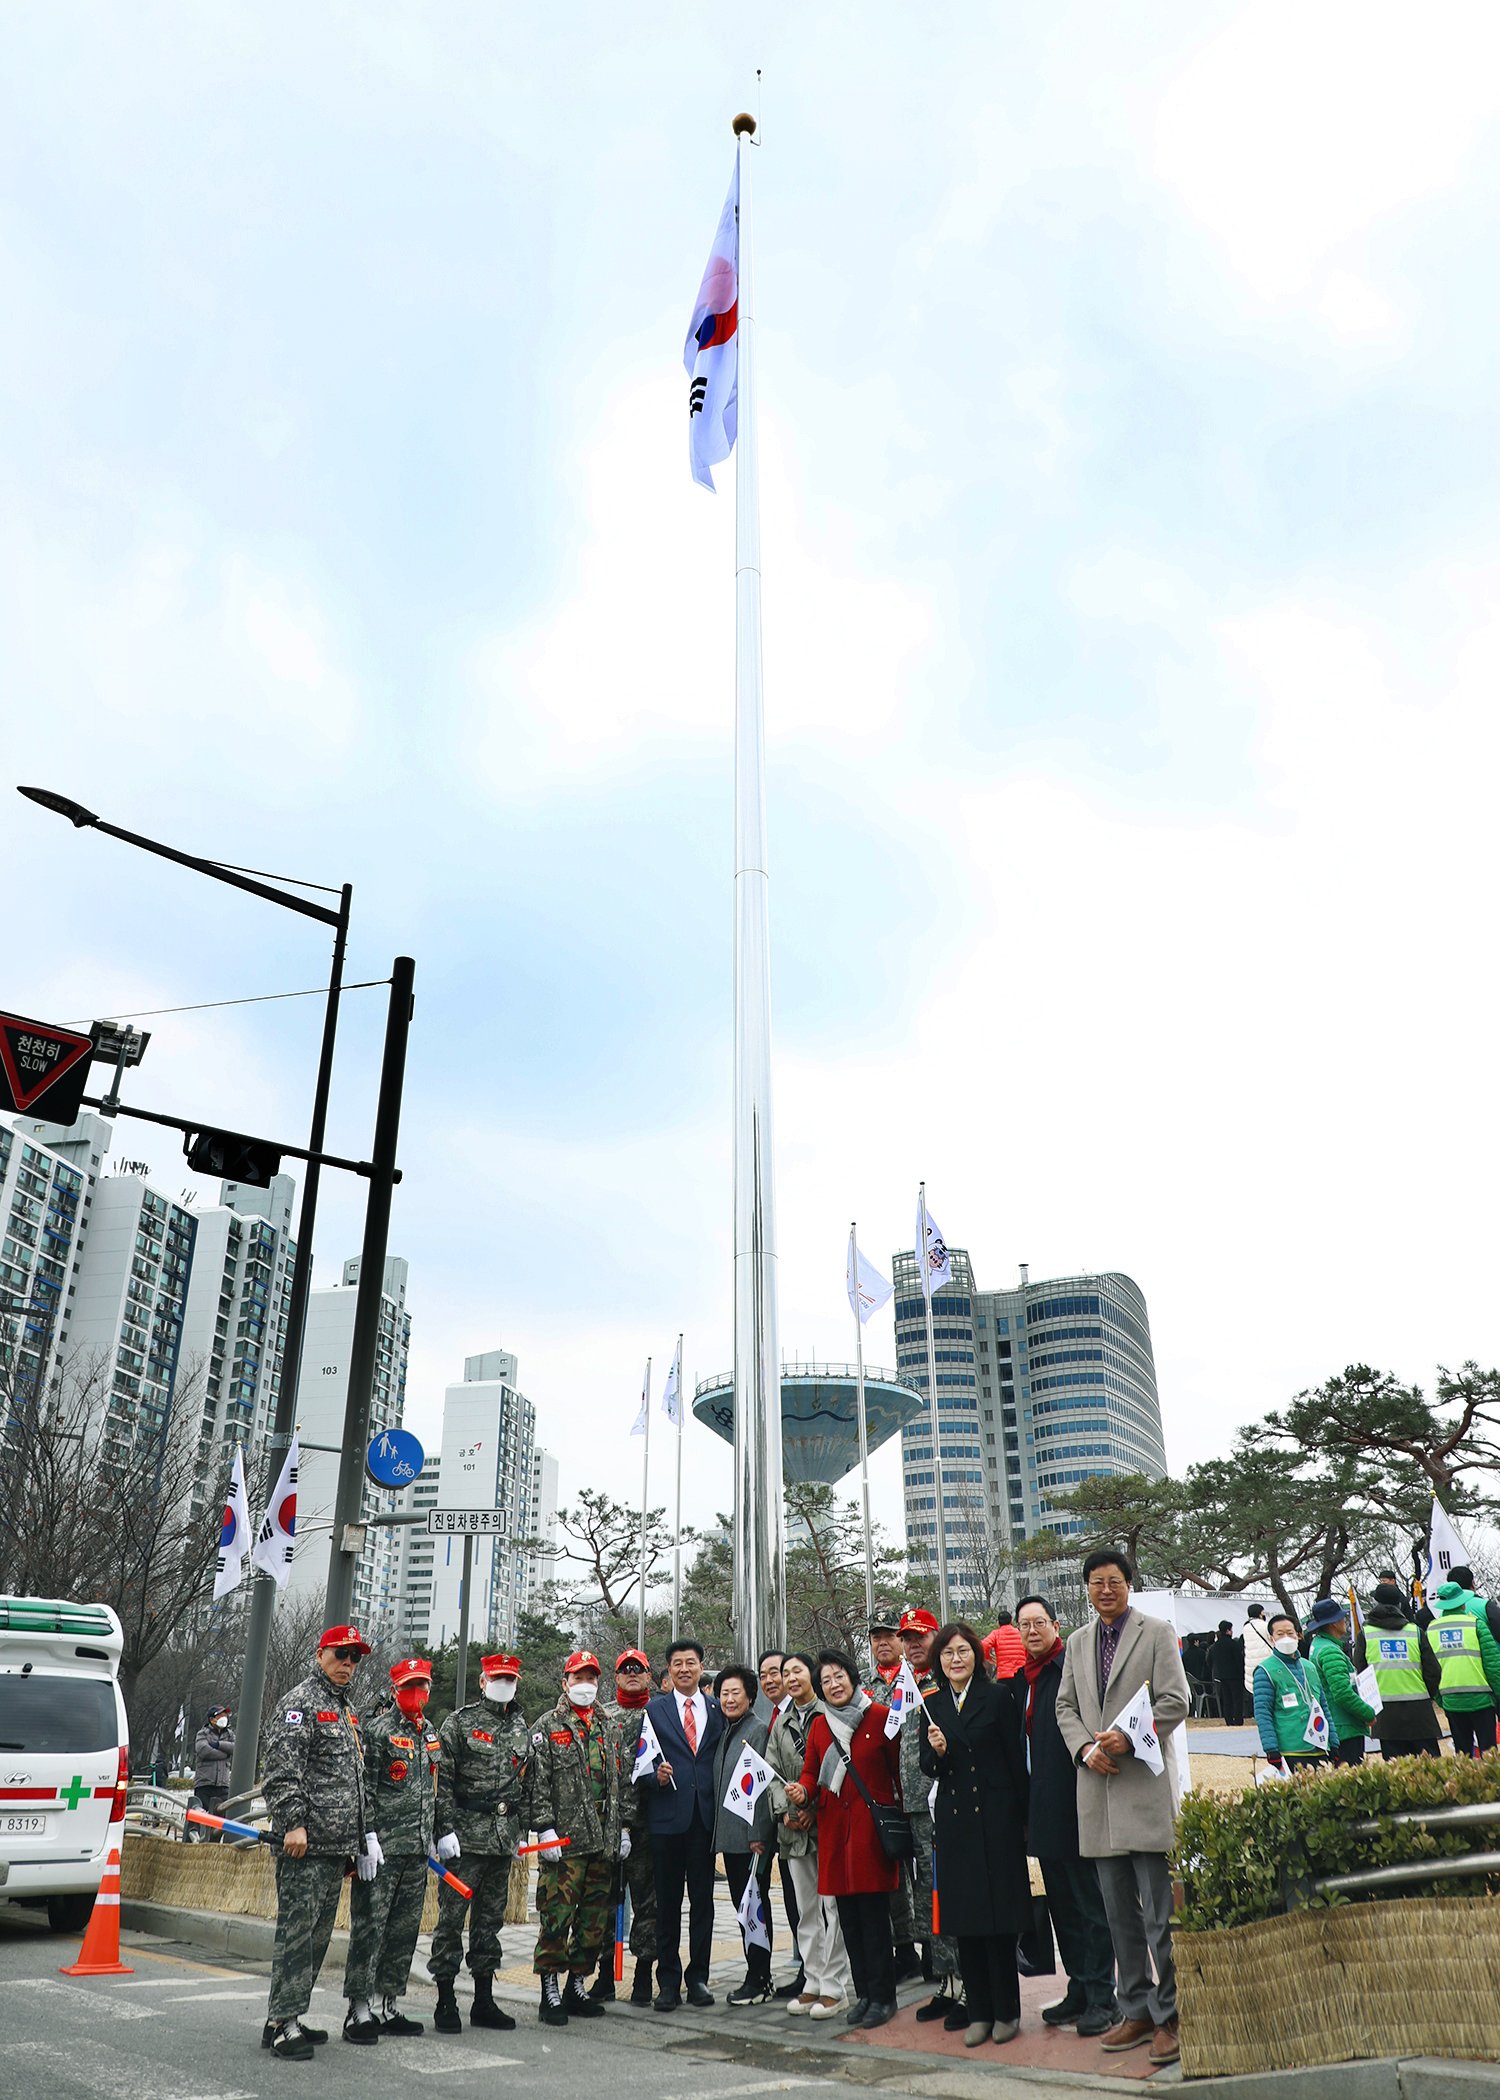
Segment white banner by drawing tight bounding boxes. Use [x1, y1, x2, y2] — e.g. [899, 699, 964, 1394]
[847, 1229, 893, 1326]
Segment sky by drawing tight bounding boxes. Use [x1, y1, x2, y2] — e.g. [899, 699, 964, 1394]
[7, 2, 1500, 1571]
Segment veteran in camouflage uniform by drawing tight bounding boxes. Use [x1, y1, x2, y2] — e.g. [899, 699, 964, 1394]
[526, 1649, 623, 2027]
[430, 1651, 531, 2033]
[342, 1656, 443, 2041]
[898, 1608, 962, 2022]
[862, 1604, 921, 1980]
[261, 1624, 372, 2061]
[590, 1646, 657, 2006]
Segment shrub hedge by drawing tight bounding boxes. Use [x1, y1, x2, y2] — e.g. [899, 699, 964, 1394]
[1173, 1748, 1500, 1931]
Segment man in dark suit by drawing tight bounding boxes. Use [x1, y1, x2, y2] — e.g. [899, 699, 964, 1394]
[640, 1637, 723, 2009]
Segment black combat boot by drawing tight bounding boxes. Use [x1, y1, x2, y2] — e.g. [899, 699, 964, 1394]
[342, 2001, 381, 2046]
[539, 1972, 569, 2026]
[263, 2020, 327, 2048]
[565, 1972, 604, 2019]
[630, 1958, 654, 2007]
[433, 1979, 463, 2034]
[470, 1975, 517, 2030]
[379, 1996, 424, 2036]
[269, 2019, 314, 2060]
[588, 1966, 616, 2002]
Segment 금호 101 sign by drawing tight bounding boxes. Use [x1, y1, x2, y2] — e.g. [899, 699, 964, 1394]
[427, 1509, 510, 1535]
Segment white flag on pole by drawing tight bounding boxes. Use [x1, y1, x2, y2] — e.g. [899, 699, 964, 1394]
[1426, 1498, 1470, 1589]
[632, 1710, 666, 1784]
[883, 1658, 924, 1737]
[723, 1739, 775, 1823]
[1115, 1681, 1164, 1775]
[251, 1434, 299, 1586]
[630, 1364, 650, 1437]
[214, 1447, 251, 1601]
[847, 1229, 893, 1326]
[662, 1341, 683, 1427]
[917, 1197, 952, 1300]
[683, 160, 739, 493]
[736, 1862, 770, 1951]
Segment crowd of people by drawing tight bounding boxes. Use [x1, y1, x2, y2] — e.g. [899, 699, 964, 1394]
[241, 1550, 1500, 2064]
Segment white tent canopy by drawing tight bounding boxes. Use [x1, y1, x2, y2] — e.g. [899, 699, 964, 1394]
[1133, 1589, 1280, 1636]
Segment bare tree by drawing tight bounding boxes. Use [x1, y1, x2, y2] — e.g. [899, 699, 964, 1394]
[543, 1490, 675, 1636]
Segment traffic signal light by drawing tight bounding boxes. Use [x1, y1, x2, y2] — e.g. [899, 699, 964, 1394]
[184, 1129, 283, 1187]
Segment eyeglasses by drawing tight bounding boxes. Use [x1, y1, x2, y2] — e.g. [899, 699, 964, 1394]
[328, 1646, 361, 1662]
[1087, 1576, 1124, 1590]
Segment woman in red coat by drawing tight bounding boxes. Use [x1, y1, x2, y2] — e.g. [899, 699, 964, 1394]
[785, 1648, 903, 2029]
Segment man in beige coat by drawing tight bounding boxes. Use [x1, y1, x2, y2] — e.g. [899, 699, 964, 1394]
[1054, 1548, 1190, 2068]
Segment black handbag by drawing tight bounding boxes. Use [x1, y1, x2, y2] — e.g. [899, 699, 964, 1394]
[827, 1726, 915, 1863]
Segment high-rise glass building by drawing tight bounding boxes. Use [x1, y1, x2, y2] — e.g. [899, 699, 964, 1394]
[893, 1250, 1166, 1596]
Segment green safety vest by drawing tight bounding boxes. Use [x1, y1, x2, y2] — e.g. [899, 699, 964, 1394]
[1426, 1611, 1487, 1694]
[1260, 1652, 1328, 1757]
[1367, 1623, 1426, 1704]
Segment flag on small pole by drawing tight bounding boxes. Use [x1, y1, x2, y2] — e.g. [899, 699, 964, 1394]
[722, 1739, 775, 1822]
[214, 1447, 251, 1601]
[736, 1865, 770, 1952]
[633, 1709, 668, 1784]
[883, 1657, 923, 1738]
[251, 1433, 299, 1586]
[1115, 1681, 1165, 1775]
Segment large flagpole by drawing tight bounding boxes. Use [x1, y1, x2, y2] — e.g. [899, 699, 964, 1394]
[673, 1332, 684, 1638]
[637, 1356, 652, 1651]
[731, 111, 786, 1657]
[850, 1224, 875, 1625]
[918, 1182, 951, 1624]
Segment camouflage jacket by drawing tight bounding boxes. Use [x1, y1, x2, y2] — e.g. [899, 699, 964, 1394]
[363, 1702, 442, 1856]
[435, 1699, 531, 1858]
[900, 1670, 938, 1822]
[262, 1670, 367, 1856]
[524, 1694, 621, 1858]
[603, 1701, 651, 1834]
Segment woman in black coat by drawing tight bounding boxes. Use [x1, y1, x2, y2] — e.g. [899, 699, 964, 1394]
[919, 1620, 1032, 2047]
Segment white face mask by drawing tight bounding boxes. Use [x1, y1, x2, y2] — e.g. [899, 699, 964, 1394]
[483, 1678, 517, 1704]
[1273, 1636, 1300, 1657]
[568, 1681, 598, 1708]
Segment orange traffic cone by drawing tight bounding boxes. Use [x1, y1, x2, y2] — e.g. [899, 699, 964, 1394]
[60, 1846, 133, 1977]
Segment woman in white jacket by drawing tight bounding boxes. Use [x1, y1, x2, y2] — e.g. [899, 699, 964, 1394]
[1242, 1607, 1275, 1695]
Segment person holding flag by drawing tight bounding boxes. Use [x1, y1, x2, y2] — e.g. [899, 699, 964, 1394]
[592, 1648, 658, 2007]
[710, 1664, 777, 2006]
[524, 1651, 625, 2027]
[862, 1605, 922, 1986]
[431, 1654, 531, 2034]
[896, 1607, 964, 2027]
[1251, 1613, 1335, 1774]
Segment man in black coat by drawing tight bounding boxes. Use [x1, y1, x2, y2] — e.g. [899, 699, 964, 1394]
[1013, 1595, 1117, 2037]
[1209, 1621, 1244, 1726]
[637, 1638, 724, 2010]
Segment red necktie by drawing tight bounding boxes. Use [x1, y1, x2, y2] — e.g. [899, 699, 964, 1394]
[683, 1697, 698, 1753]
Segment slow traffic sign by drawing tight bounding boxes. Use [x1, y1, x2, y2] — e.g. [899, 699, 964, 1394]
[0, 1011, 95, 1122]
[365, 1427, 424, 1489]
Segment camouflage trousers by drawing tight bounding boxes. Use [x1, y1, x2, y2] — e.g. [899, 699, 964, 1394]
[430, 1852, 512, 1981]
[534, 1849, 614, 1976]
[604, 1833, 657, 1958]
[914, 1812, 959, 1979]
[268, 1854, 347, 2023]
[345, 1852, 427, 2001]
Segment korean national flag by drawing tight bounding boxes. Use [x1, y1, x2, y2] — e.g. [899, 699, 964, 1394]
[884, 1659, 923, 1738]
[632, 1711, 665, 1784]
[1116, 1681, 1165, 1775]
[251, 1433, 299, 1587]
[736, 1863, 770, 1951]
[683, 159, 739, 492]
[214, 1447, 250, 1602]
[1426, 1498, 1469, 1591]
[723, 1740, 774, 1823]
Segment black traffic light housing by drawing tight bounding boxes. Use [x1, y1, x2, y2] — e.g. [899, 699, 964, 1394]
[184, 1128, 284, 1188]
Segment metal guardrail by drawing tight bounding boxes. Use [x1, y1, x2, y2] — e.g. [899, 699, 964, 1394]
[124, 1783, 187, 1839]
[1312, 1797, 1500, 1898]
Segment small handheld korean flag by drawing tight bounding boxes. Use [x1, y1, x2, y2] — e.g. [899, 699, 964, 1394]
[214, 1447, 250, 1602]
[1304, 1695, 1331, 1753]
[630, 1363, 649, 1437]
[1116, 1681, 1165, 1775]
[736, 1862, 770, 1951]
[848, 1228, 893, 1325]
[916, 1196, 952, 1300]
[1426, 1498, 1470, 1589]
[723, 1739, 775, 1823]
[884, 1658, 923, 1738]
[251, 1433, 299, 1586]
[683, 160, 739, 493]
[662, 1341, 683, 1427]
[632, 1710, 665, 1784]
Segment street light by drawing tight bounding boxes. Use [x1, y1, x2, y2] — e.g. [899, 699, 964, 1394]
[16, 785, 352, 1797]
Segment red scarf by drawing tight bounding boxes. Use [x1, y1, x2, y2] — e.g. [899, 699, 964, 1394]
[1020, 1638, 1062, 1734]
[616, 1684, 651, 1709]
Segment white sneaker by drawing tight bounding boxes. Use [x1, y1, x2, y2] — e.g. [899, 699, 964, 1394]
[808, 1996, 845, 2020]
[787, 1994, 818, 2016]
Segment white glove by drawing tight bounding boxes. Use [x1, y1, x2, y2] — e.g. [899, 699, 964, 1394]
[539, 1827, 563, 1862]
[364, 1831, 384, 1868]
[436, 1832, 461, 1861]
[619, 1829, 631, 1861]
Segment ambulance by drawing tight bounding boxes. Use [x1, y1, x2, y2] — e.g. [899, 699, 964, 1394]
[0, 1597, 130, 1930]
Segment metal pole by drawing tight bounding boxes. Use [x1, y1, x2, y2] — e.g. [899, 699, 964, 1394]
[919, 1182, 951, 1625]
[230, 885, 350, 1799]
[637, 1358, 651, 1652]
[851, 1225, 875, 1625]
[323, 957, 414, 1627]
[673, 1333, 684, 1639]
[455, 1532, 473, 1712]
[730, 111, 785, 1659]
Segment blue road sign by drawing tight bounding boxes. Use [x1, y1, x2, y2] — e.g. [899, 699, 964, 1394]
[366, 1426, 424, 1489]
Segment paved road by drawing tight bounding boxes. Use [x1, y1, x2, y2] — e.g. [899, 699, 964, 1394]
[0, 1904, 1148, 2100]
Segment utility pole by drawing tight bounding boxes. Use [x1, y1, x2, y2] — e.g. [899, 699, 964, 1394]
[323, 957, 414, 1628]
